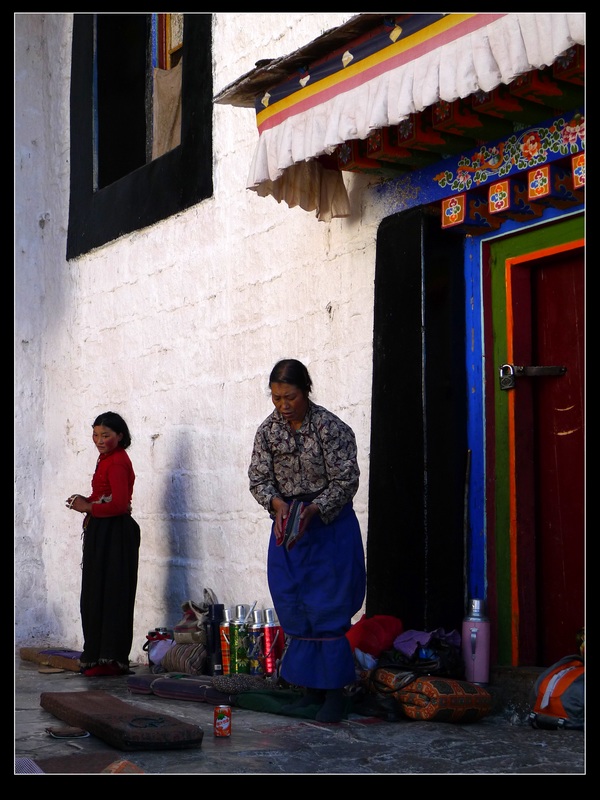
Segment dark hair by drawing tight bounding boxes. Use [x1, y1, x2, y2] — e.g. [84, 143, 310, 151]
[92, 411, 132, 449]
[269, 359, 312, 395]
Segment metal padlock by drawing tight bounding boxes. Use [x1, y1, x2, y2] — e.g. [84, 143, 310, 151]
[499, 363, 515, 390]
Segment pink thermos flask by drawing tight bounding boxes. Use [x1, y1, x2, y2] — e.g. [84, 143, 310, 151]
[462, 598, 490, 685]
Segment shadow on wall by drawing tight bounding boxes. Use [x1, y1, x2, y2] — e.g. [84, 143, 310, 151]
[162, 432, 200, 616]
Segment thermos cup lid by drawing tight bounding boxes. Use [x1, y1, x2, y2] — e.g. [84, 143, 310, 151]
[235, 604, 247, 621]
[252, 608, 264, 625]
[466, 598, 486, 618]
[263, 607, 278, 625]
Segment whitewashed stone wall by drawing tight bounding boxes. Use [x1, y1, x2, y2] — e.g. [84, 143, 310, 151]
[15, 13, 388, 666]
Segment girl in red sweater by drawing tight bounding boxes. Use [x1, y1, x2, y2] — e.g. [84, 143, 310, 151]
[66, 411, 140, 677]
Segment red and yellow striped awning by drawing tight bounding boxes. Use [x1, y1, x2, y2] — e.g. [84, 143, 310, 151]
[221, 13, 585, 221]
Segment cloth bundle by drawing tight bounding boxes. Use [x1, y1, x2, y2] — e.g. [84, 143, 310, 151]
[160, 642, 208, 675]
[173, 589, 218, 644]
[379, 628, 465, 679]
[346, 614, 404, 658]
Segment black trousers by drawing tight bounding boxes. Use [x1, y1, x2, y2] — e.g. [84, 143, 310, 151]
[80, 514, 140, 667]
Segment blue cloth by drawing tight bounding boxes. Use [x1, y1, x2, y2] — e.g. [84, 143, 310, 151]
[267, 502, 365, 689]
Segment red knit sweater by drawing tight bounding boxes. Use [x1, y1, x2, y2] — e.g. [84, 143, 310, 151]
[85, 447, 135, 518]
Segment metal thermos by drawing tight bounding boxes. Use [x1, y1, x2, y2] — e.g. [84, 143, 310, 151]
[205, 603, 225, 676]
[229, 610, 250, 674]
[262, 607, 284, 676]
[248, 608, 265, 675]
[219, 608, 232, 676]
[462, 598, 490, 685]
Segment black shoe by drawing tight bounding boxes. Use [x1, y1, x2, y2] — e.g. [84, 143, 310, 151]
[280, 689, 325, 713]
[315, 689, 345, 723]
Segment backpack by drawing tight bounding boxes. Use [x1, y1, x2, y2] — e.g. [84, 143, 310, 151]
[529, 654, 584, 730]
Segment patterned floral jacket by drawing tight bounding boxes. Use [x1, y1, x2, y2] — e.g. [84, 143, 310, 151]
[248, 401, 359, 525]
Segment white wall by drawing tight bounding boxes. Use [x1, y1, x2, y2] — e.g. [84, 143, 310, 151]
[15, 13, 387, 666]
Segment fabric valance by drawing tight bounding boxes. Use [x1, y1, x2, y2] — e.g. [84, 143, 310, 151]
[244, 12, 585, 221]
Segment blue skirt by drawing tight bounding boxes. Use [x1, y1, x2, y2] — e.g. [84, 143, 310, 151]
[267, 502, 366, 689]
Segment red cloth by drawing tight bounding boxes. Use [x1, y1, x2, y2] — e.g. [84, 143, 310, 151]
[346, 614, 404, 657]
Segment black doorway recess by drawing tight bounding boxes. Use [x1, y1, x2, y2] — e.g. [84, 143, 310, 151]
[366, 208, 468, 633]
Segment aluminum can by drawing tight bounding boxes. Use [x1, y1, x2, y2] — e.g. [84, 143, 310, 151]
[214, 705, 231, 737]
[229, 619, 250, 674]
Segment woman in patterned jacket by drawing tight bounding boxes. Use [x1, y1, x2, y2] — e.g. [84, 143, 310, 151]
[249, 359, 366, 723]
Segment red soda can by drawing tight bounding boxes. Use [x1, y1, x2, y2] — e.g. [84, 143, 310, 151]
[214, 705, 231, 737]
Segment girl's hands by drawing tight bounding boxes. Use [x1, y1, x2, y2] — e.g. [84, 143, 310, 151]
[65, 494, 91, 514]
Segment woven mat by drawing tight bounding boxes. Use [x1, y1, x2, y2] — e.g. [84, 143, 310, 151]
[20, 646, 82, 672]
[40, 690, 204, 751]
[17, 752, 145, 774]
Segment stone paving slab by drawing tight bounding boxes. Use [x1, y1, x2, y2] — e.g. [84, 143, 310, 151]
[14, 657, 585, 775]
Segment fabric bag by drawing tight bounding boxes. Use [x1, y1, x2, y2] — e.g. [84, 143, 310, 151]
[395, 676, 493, 722]
[173, 588, 218, 644]
[160, 642, 208, 675]
[528, 654, 584, 730]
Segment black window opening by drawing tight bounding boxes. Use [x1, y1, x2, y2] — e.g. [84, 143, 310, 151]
[94, 14, 148, 189]
[67, 13, 213, 260]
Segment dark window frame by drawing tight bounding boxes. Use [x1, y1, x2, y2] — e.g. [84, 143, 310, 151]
[67, 13, 213, 260]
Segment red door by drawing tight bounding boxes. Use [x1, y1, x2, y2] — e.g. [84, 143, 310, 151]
[532, 247, 584, 664]
[505, 241, 585, 665]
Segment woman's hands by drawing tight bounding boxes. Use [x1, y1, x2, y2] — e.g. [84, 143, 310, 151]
[271, 497, 289, 545]
[299, 502, 320, 531]
[271, 498, 320, 547]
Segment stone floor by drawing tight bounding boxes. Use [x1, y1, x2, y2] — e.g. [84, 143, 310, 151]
[14, 655, 586, 776]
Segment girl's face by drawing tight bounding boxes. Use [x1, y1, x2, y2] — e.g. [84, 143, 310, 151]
[92, 425, 123, 454]
[270, 382, 308, 427]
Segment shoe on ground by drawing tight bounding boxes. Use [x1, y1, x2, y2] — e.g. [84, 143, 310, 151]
[280, 689, 325, 713]
[315, 689, 345, 723]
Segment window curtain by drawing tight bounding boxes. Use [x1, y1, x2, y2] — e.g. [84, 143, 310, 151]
[152, 59, 183, 160]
